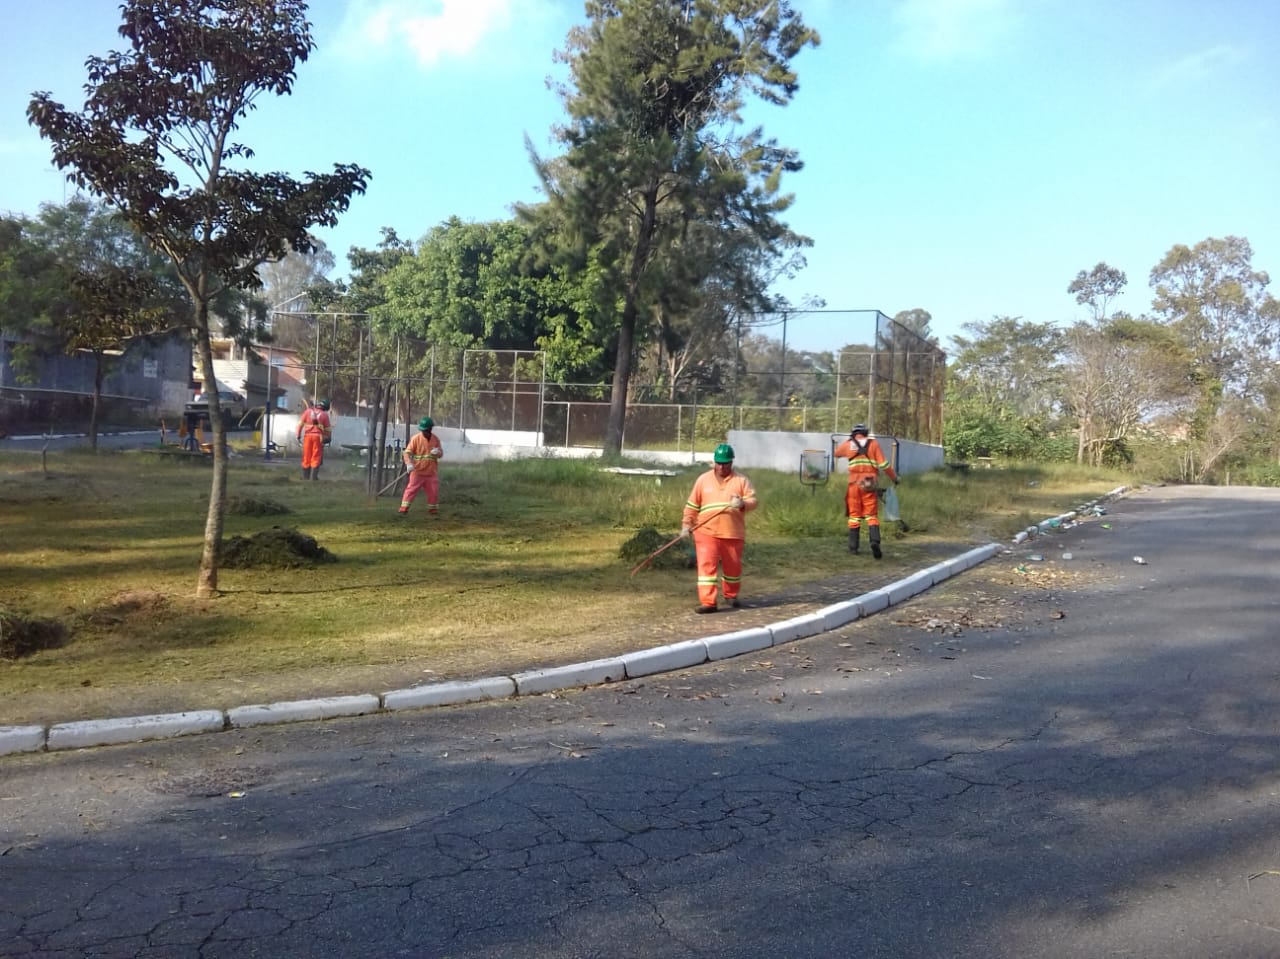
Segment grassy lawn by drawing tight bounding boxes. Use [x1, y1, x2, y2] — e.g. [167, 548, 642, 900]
[0, 446, 1130, 723]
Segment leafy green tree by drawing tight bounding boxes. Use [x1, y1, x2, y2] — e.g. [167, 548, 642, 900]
[1068, 262, 1127, 322]
[891, 308, 937, 346]
[644, 229, 811, 403]
[0, 214, 65, 377]
[379, 218, 547, 351]
[526, 0, 819, 457]
[1, 200, 188, 445]
[1062, 316, 1193, 466]
[28, 0, 369, 598]
[1148, 236, 1280, 477]
[1150, 236, 1279, 404]
[310, 229, 432, 461]
[945, 317, 1067, 459]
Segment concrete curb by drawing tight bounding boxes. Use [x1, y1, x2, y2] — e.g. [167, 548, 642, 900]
[228, 694, 381, 729]
[0, 499, 1126, 758]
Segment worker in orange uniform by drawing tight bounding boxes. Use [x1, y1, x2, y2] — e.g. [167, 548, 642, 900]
[681, 443, 758, 613]
[399, 416, 444, 516]
[832, 423, 898, 558]
[296, 398, 332, 481]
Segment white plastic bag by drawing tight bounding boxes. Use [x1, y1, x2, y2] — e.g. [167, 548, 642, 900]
[881, 486, 901, 522]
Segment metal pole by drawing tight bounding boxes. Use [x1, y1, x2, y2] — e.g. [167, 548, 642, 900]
[355, 324, 363, 414]
[778, 311, 788, 431]
[460, 349, 468, 434]
[329, 314, 338, 406]
[263, 345, 273, 460]
[313, 321, 321, 403]
[538, 352, 546, 448]
[834, 349, 843, 433]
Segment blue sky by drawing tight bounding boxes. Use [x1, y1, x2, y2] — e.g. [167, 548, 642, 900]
[2, 0, 1277, 355]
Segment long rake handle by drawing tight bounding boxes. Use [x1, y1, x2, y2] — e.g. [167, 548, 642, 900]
[628, 505, 729, 577]
[376, 469, 409, 497]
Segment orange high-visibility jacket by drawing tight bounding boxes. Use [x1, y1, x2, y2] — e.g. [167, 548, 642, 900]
[404, 430, 443, 477]
[297, 406, 331, 438]
[682, 468, 758, 539]
[833, 435, 897, 484]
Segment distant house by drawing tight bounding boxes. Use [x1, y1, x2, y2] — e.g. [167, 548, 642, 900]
[253, 344, 309, 414]
[0, 329, 193, 434]
[192, 338, 311, 421]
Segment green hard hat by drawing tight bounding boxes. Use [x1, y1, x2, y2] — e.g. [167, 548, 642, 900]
[419, 416, 434, 431]
[318, 399, 331, 411]
[713, 443, 735, 464]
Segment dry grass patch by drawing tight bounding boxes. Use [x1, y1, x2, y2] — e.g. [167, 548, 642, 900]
[0, 448, 1130, 725]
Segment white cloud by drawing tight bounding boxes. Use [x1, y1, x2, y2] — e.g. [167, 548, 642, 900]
[333, 0, 551, 67]
[891, 0, 1021, 63]
[1148, 44, 1244, 92]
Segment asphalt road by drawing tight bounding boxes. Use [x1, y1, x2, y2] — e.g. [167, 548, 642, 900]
[3, 485, 1279, 958]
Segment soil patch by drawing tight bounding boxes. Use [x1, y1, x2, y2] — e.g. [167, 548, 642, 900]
[0, 607, 68, 660]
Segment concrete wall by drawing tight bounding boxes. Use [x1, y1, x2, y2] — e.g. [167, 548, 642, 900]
[262, 415, 944, 476]
[727, 430, 943, 477]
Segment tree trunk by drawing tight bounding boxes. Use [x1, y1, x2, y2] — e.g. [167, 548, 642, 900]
[90, 355, 103, 452]
[603, 184, 659, 459]
[365, 381, 383, 495]
[194, 307, 227, 598]
[604, 304, 637, 458]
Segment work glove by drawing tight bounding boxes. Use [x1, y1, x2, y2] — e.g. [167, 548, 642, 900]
[680, 526, 692, 539]
[729, 495, 745, 510]
[430, 447, 442, 458]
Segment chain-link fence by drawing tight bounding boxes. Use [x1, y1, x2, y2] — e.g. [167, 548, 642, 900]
[288, 310, 945, 450]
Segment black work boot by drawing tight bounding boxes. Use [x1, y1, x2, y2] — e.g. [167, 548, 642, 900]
[848, 528, 860, 554]
[870, 526, 883, 559]
[311, 467, 320, 481]
[301, 466, 312, 480]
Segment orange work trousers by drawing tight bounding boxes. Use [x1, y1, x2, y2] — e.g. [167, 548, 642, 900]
[400, 472, 439, 512]
[300, 433, 326, 470]
[845, 479, 881, 529]
[693, 532, 744, 608]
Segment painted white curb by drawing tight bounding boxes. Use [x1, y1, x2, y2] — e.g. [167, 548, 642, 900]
[512, 656, 626, 696]
[885, 570, 937, 605]
[956, 543, 1001, 569]
[855, 589, 891, 616]
[917, 560, 955, 585]
[227, 694, 380, 729]
[815, 600, 861, 631]
[383, 677, 516, 711]
[47, 710, 226, 751]
[622, 639, 710, 679]
[769, 612, 826, 645]
[0, 725, 47, 755]
[704, 626, 773, 661]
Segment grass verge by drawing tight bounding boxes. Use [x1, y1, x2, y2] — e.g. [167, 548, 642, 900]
[0, 448, 1129, 723]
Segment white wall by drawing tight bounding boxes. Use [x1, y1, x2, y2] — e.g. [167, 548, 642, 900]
[259, 415, 944, 476]
[727, 430, 944, 477]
